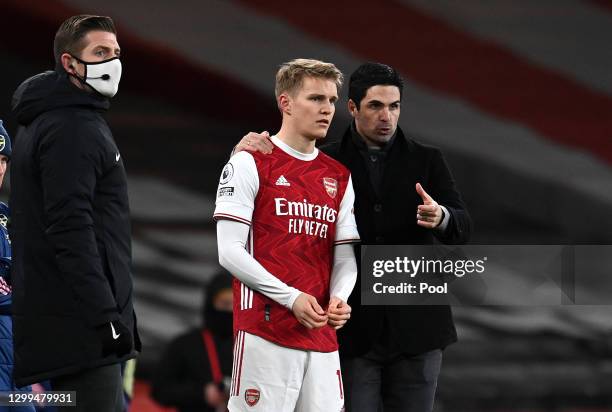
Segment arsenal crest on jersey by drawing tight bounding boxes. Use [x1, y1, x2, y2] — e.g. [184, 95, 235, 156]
[323, 177, 338, 199]
[245, 388, 260, 406]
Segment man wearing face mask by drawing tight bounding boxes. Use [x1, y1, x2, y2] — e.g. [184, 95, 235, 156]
[10, 15, 139, 412]
[152, 272, 234, 412]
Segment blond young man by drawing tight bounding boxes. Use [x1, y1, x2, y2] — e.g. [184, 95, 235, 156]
[214, 59, 359, 411]
[236, 62, 473, 412]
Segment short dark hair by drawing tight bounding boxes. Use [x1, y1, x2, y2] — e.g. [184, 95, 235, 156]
[348, 62, 404, 109]
[53, 15, 116, 66]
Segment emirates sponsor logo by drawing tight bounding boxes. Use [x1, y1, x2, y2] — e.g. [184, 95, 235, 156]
[275, 198, 337, 239]
[323, 177, 338, 199]
[245, 388, 260, 406]
[274, 198, 337, 223]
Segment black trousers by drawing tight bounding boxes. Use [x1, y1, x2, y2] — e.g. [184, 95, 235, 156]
[342, 347, 442, 412]
[50, 363, 123, 412]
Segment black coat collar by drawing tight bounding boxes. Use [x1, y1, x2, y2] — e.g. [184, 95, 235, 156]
[337, 125, 418, 202]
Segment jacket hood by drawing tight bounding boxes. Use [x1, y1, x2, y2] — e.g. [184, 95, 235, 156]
[203, 271, 233, 317]
[12, 70, 110, 126]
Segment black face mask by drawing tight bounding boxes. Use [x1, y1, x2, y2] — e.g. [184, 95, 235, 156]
[205, 308, 233, 338]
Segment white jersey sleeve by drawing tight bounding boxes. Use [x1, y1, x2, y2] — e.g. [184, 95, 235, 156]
[334, 174, 360, 245]
[329, 243, 358, 302]
[214, 151, 302, 309]
[213, 151, 258, 225]
[217, 220, 302, 309]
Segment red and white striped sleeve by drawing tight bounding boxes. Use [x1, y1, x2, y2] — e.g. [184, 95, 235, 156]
[213, 151, 258, 225]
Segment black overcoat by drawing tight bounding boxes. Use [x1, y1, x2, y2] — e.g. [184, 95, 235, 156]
[322, 126, 472, 357]
[10, 71, 140, 386]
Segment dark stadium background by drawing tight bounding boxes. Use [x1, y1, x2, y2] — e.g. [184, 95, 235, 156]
[2, 0, 612, 410]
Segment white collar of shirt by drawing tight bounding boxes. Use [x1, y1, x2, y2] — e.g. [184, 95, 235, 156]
[271, 135, 319, 161]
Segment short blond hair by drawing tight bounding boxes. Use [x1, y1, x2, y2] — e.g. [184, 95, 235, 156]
[275, 58, 343, 98]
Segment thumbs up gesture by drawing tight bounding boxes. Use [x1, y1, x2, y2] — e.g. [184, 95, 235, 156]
[416, 183, 443, 229]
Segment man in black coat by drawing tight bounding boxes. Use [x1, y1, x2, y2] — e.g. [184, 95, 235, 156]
[238, 62, 471, 412]
[10, 15, 139, 411]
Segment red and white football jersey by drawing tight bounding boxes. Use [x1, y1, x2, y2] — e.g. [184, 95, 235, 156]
[214, 136, 359, 352]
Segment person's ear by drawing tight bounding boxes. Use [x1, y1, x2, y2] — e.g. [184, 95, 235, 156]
[60, 53, 77, 75]
[278, 93, 292, 115]
[348, 99, 358, 117]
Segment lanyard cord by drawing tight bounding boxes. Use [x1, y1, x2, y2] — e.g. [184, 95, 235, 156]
[201, 329, 223, 384]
